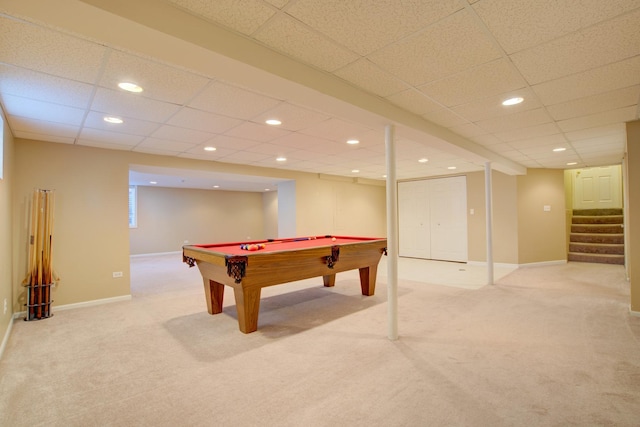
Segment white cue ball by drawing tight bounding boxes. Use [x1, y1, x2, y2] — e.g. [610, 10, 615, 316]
[331, 237, 336, 241]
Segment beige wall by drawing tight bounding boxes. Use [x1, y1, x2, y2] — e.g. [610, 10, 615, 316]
[626, 120, 640, 312]
[12, 139, 387, 311]
[130, 186, 266, 255]
[517, 169, 567, 264]
[466, 170, 519, 264]
[1, 110, 14, 347]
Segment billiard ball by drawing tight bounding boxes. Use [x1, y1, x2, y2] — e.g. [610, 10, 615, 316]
[331, 237, 336, 241]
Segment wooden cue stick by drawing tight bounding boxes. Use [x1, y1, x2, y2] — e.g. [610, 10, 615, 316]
[36, 191, 45, 318]
[263, 236, 318, 245]
[43, 191, 52, 316]
[27, 191, 38, 319]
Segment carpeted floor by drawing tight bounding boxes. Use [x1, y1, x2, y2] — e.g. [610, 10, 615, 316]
[1, 254, 639, 426]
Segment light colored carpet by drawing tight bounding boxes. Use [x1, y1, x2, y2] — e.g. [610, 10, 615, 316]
[1, 254, 639, 426]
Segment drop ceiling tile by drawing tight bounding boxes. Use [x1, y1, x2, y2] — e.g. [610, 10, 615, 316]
[449, 122, 491, 138]
[0, 16, 106, 83]
[8, 116, 79, 139]
[507, 133, 566, 150]
[532, 56, 640, 105]
[472, 0, 640, 54]
[511, 8, 640, 85]
[0, 64, 94, 109]
[475, 108, 552, 133]
[218, 150, 274, 164]
[181, 145, 237, 159]
[1, 93, 86, 126]
[286, 0, 464, 56]
[493, 122, 559, 142]
[150, 124, 214, 144]
[165, 0, 276, 35]
[422, 108, 468, 128]
[419, 59, 527, 107]
[76, 139, 136, 151]
[557, 106, 638, 133]
[84, 111, 160, 136]
[546, 85, 640, 121]
[99, 51, 211, 104]
[451, 88, 541, 123]
[205, 134, 262, 151]
[564, 123, 626, 142]
[368, 10, 502, 86]
[264, 0, 290, 8]
[188, 81, 281, 120]
[471, 133, 503, 146]
[298, 118, 375, 142]
[78, 128, 144, 147]
[252, 102, 330, 131]
[334, 59, 410, 98]
[569, 133, 626, 148]
[91, 88, 181, 122]
[254, 13, 359, 73]
[385, 89, 442, 115]
[135, 137, 198, 153]
[13, 130, 75, 144]
[167, 107, 243, 133]
[224, 121, 291, 142]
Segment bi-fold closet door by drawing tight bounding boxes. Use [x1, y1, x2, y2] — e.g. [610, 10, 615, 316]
[398, 176, 468, 262]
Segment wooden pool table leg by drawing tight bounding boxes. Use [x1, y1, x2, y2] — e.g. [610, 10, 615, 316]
[233, 287, 262, 333]
[203, 279, 225, 315]
[323, 273, 336, 287]
[359, 264, 378, 296]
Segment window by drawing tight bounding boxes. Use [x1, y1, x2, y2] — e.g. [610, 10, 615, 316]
[128, 185, 137, 228]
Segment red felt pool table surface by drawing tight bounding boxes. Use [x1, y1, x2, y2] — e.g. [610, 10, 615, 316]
[182, 235, 387, 333]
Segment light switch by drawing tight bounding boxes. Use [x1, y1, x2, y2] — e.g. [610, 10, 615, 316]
[470, 208, 474, 215]
[543, 205, 551, 212]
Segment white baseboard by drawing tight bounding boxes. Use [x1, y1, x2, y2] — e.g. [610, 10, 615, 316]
[630, 307, 640, 317]
[519, 260, 567, 268]
[0, 317, 14, 361]
[12, 294, 132, 320]
[130, 251, 181, 258]
[466, 261, 519, 269]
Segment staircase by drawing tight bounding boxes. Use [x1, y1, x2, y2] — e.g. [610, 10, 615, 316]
[568, 209, 624, 265]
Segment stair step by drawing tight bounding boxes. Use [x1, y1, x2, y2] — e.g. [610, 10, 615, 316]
[570, 233, 624, 244]
[572, 215, 623, 225]
[569, 242, 624, 255]
[573, 208, 623, 216]
[571, 224, 624, 234]
[568, 252, 625, 265]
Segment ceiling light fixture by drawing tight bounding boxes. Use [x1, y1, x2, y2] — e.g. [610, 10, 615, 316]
[352, 169, 360, 173]
[553, 147, 566, 152]
[418, 158, 428, 163]
[118, 82, 143, 93]
[103, 116, 123, 124]
[566, 162, 577, 166]
[150, 181, 157, 184]
[276, 157, 286, 162]
[213, 185, 219, 188]
[447, 166, 457, 170]
[204, 146, 216, 152]
[502, 97, 523, 106]
[266, 119, 282, 126]
[347, 139, 359, 145]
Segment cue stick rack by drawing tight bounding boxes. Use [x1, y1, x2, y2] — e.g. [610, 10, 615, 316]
[22, 189, 59, 321]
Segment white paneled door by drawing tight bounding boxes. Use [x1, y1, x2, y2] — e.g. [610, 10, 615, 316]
[398, 179, 431, 259]
[398, 176, 467, 262]
[573, 165, 622, 210]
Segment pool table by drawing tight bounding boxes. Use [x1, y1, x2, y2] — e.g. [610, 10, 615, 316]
[182, 235, 387, 333]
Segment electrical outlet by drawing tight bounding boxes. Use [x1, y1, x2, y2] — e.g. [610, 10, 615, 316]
[3, 298, 7, 315]
[112, 271, 123, 278]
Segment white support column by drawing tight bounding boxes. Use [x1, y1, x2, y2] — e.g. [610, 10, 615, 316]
[385, 125, 398, 340]
[485, 162, 494, 285]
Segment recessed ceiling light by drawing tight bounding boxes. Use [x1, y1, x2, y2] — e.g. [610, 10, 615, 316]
[150, 181, 157, 185]
[118, 82, 143, 93]
[264, 188, 270, 192]
[266, 119, 282, 126]
[418, 158, 428, 163]
[502, 97, 523, 106]
[447, 166, 457, 170]
[566, 162, 577, 166]
[553, 147, 566, 152]
[103, 116, 123, 124]
[347, 139, 359, 145]
[276, 157, 286, 162]
[204, 146, 216, 152]
[213, 185, 219, 188]
[352, 169, 360, 173]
